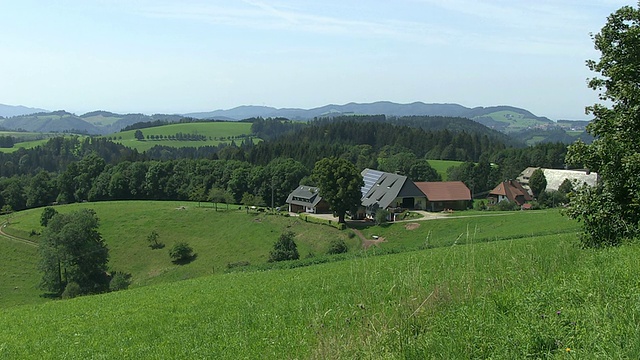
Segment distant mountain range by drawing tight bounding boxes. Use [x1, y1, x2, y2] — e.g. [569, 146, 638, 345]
[0, 101, 568, 135]
[0, 104, 48, 118]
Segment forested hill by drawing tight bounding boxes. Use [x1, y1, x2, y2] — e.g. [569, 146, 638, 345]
[248, 116, 514, 168]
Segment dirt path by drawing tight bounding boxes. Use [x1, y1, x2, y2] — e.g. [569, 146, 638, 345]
[349, 227, 387, 249]
[0, 221, 38, 247]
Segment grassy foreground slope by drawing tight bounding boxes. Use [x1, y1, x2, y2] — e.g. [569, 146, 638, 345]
[1, 233, 639, 358]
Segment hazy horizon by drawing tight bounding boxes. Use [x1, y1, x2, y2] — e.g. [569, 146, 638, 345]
[2, 1, 633, 120]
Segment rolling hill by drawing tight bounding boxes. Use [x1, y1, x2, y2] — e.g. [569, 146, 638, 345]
[1, 204, 638, 357]
[1, 102, 563, 135]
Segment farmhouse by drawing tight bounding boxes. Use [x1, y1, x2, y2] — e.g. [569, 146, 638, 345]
[360, 169, 426, 218]
[517, 167, 598, 192]
[414, 181, 472, 212]
[286, 186, 330, 214]
[488, 180, 532, 206]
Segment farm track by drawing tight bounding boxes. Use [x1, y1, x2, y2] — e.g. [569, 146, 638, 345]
[0, 221, 38, 247]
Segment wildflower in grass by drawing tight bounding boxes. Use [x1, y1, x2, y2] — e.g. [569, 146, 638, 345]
[566, 347, 571, 353]
[556, 310, 562, 316]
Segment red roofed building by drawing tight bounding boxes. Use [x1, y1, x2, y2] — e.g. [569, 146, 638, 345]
[414, 181, 472, 212]
[488, 180, 532, 206]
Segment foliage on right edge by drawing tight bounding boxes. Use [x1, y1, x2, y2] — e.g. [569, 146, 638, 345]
[566, 3, 640, 247]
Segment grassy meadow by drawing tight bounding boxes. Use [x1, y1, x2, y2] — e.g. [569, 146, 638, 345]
[0, 132, 73, 153]
[105, 122, 257, 151]
[1, 202, 639, 357]
[1, 232, 639, 358]
[426, 159, 463, 180]
[1, 201, 358, 297]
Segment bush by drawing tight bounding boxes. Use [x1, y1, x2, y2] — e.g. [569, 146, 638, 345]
[109, 271, 132, 291]
[61, 282, 82, 299]
[490, 200, 520, 211]
[327, 239, 348, 255]
[170, 242, 195, 264]
[375, 209, 390, 225]
[268, 231, 299, 262]
[147, 230, 164, 249]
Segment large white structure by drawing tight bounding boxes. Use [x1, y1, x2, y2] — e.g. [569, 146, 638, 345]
[518, 167, 599, 192]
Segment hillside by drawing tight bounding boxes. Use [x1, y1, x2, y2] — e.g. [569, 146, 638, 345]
[186, 101, 555, 133]
[104, 121, 256, 152]
[1, 102, 560, 135]
[0, 103, 47, 118]
[1, 225, 638, 357]
[0, 111, 185, 135]
[1, 202, 578, 308]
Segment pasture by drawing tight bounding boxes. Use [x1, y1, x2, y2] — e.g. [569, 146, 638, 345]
[426, 159, 463, 180]
[105, 122, 257, 151]
[1, 230, 638, 358]
[0, 132, 69, 153]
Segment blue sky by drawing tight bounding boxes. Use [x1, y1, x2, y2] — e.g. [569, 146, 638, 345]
[0, 0, 633, 119]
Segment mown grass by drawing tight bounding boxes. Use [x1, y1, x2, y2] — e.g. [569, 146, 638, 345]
[105, 122, 258, 151]
[0, 233, 638, 358]
[426, 159, 463, 180]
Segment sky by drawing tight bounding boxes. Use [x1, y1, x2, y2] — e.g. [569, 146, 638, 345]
[0, 0, 634, 120]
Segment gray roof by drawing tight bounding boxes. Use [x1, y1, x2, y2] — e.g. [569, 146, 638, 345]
[286, 186, 323, 207]
[360, 169, 424, 209]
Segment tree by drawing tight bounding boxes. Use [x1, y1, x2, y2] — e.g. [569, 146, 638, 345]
[40, 207, 58, 227]
[209, 187, 233, 211]
[147, 230, 164, 249]
[268, 231, 299, 262]
[134, 129, 144, 141]
[38, 209, 110, 295]
[566, 4, 640, 246]
[170, 242, 195, 264]
[529, 168, 547, 199]
[375, 208, 390, 225]
[312, 157, 364, 223]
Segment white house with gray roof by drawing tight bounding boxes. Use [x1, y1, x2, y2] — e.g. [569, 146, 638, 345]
[517, 167, 599, 193]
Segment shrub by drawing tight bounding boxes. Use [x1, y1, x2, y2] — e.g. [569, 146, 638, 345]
[375, 209, 390, 225]
[170, 242, 195, 264]
[490, 200, 520, 211]
[147, 230, 164, 249]
[327, 239, 348, 255]
[268, 231, 299, 262]
[61, 282, 82, 299]
[109, 271, 132, 291]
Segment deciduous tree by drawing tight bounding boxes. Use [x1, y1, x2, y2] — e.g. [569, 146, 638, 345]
[566, 4, 640, 246]
[312, 157, 363, 223]
[38, 209, 110, 295]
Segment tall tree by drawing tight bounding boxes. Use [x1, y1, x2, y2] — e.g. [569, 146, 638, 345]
[38, 209, 110, 295]
[529, 168, 547, 199]
[312, 157, 363, 223]
[566, 4, 640, 246]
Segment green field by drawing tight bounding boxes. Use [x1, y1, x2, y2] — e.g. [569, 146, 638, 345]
[474, 110, 548, 132]
[106, 122, 258, 151]
[0, 132, 72, 153]
[1, 231, 638, 357]
[426, 159, 464, 180]
[0, 201, 357, 302]
[1, 202, 639, 357]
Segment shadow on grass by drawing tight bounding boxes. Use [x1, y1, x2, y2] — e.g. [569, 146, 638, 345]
[172, 253, 198, 265]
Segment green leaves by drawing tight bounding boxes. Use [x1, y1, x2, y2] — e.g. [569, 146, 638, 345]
[566, 4, 640, 246]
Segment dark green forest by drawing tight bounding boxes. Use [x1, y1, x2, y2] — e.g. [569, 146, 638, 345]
[0, 115, 568, 212]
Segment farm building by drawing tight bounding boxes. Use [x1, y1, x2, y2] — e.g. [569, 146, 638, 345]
[360, 169, 426, 219]
[414, 181, 472, 211]
[286, 186, 330, 214]
[517, 167, 598, 193]
[488, 180, 532, 206]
